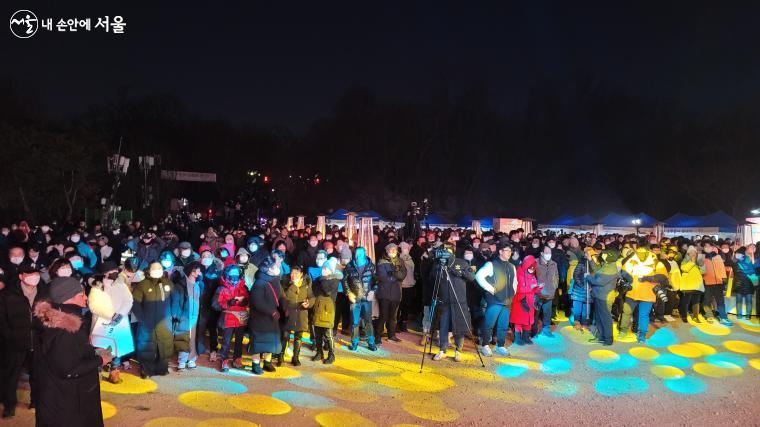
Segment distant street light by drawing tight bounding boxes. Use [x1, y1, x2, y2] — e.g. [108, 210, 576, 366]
[751, 208, 760, 215]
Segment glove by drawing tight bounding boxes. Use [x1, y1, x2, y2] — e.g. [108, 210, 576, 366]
[271, 311, 281, 321]
[111, 313, 123, 324]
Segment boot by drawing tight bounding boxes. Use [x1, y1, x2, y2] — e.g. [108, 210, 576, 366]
[221, 359, 230, 372]
[251, 361, 264, 375]
[523, 331, 534, 345]
[263, 360, 276, 372]
[312, 347, 324, 362]
[292, 340, 302, 366]
[324, 337, 335, 365]
[276, 353, 283, 367]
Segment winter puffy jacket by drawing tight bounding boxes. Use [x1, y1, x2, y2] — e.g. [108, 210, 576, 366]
[510, 255, 541, 326]
[344, 258, 377, 301]
[702, 252, 727, 286]
[375, 255, 407, 302]
[733, 256, 757, 295]
[680, 256, 705, 292]
[281, 275, 315, 332]
[215, 277, 249, 329]
[623, 251, 668, 302]
[536, 257, 559, 299]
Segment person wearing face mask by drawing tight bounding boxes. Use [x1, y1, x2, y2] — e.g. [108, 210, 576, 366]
[732, 247, 756, 320]
[96, 236, 120, 266]
[131, 262, 177, 378]
[280, 266, 315, 366]
[535, 246, 559, 337]
[198, 249, 224, 362]
[463, 247, 485, 339]
[311, 257, 342, 364]
[248, 255, 287, 374]
[375, 243, 407, 344]
[234, 248, 258, 290]
[129, 232, 167, 271]
[546, 237, 568, 314]
[396, 242, 416, 333]
[345, 246, 378, 351]
[66, 253, 92, 282]
[26, 244, 49, 272]
[173, 242, 200, 276]
[510, 255, 543, 345]
[431, 243, 474, 362]
[213, 265, 249, 372]
[525, 237, 542, 259]
[68, 233, 98, 276]
[475, 242, 517, 356]
[87, 262, 134, 384]
[4, 246, 28, 280]
[700, 241, 731, 326]
[245, 236, 270, 268]
[297, 234, 321, 271]
[33, 277, 112, 427]
[620, 245, 669, 343]
[0, 265, 49, 418]
[171, 262, 205, 371]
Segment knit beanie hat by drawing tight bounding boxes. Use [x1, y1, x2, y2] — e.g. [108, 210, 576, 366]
[50, 277, 84, 304]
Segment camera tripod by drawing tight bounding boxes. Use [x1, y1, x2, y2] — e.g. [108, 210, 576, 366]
[419, 258, 485, 372]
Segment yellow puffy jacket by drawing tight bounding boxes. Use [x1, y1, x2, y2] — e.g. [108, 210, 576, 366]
[622, 252, 668, 302]
[679, 256, 705, 292]
[667, 260, 682, 292]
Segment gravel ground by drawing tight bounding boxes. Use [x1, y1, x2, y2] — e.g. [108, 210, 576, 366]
[7, 314, 760, 427]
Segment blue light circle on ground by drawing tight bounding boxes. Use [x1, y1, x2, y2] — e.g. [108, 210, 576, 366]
[272, 390, 336, 408]
[664, 376, 707, 395]
[594, 376, 649, 397]
[496, 364, 529, 378]
[587, 354, 639, 372]
[705, 352, 748, 368]
[540, 358, 573, 375]
[652, 354, 692, 369]
[646, 328, 679, 348]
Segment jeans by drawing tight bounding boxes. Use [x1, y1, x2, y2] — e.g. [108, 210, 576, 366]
[679, 291, 701, 319]
[438, 304, 464, 351]
[480, 304, 510, 347]
[220, 326, 245, 360]
[703, 284, 727, 320]
[620, 298, 653, 338]
[572, 300, 590, 324]
[376, 299, 400, 340]
[351, 300, 375, 344]
[539, 298, 553, 330]
[593, 297, 613, 344]
[736, 293, 754, 317]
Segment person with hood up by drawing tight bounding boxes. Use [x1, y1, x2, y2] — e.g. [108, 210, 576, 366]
[344, 246, 378, 351]
[33, 277, 111, 427]
[279, 265, 315, 366]
[311, 257, 342, 364]
[213, 265, 249, 371]
[87, 262, 133, 384]
[245, 236, 270, 268]
[249, 254, 287, 374]
[375, 243, 407, 343]
[131, 262, 177, 377]
[235, 248, 259, 290]
[510, 255, 543, 345]
[171, 262, 204, 371]
[621, 245, 669, 343]
[679, 246, 705, 323]
[701, 241, 732, 326]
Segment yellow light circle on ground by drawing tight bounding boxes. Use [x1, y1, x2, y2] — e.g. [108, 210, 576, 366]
[325, 389, 381, 403]
[693, 362, 743, 378]
[749, 358, 760, 371]
[439, 367, 499, 382]
[693, 322, 731, 336]
[723, 340, 760, 354]
[667, 344, 702, 358]
[100, 373, 158, 394]
[260, 366, 302, 379]
[101, 401, 117, 420]
[650, 365, 685, 379]
[196, 419, 260, 427]
[588, 349, 620, 362]
[493, 357, 542, 370]
[402, 394, 460, 422]
[683, 342, 717, 356]
[143, 417, 197, 427]
[476, 388, 533, 404]
[629, 347, 660, 361]
[315, 410, 377, 427]
[376, 372, 455, 392]
[375, 359, 434, 373]
[332, 357, 401, 373]
[178, 391, 241, 414]
[737, 321, 760, 333]
[312, 372, 364, 389]
[228, 393, 291, 415]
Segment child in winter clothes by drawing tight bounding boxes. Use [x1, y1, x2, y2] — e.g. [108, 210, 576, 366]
[214, 265, 249, 371]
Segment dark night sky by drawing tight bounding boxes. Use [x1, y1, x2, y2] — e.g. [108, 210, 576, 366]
[5, 1, 760, 130]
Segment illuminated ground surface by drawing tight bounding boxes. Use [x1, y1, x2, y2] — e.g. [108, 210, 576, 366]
[9, 314, 760, 426]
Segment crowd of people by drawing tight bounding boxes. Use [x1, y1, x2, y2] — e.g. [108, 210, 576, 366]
[0, 217, 757, 425]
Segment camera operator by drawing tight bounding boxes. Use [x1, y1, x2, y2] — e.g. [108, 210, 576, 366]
[430, 242, 473, 362]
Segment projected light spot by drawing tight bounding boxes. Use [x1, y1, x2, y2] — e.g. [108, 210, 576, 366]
[376, 359, 434, 373]
[561, 326, 598, 345]
[402, 394, 460, 422]
[495, 364, 528, 378]
[652, 354, 693, 369]
[691, 323, 731, 336]
[260, 366, 302, 379]
[531, 379, 579, 397]
[315, 410, 377, 427]
[646, 328, 678, 347]
[589, 349, 620, 362]
[494, 357, 542, 370]
[313, 372, 363, 389]
[440, 367, 499, 382]
[196, 419, 260, 427]
[705, 353, 748, 368]
[737, 320, 760, 333]
[229, 393, 291, 415]
[683, 342, 717, 356]
[100, 373, 158, 394]
[588, 355, 639, 372]
[749, 358, 760, 371]
[594, 376, 649, 397]
[693, 362, 743, 378]
[667, 344, 702, 358]
[629, 347, 660, 361]
[174, 377, 247, 394]
[332, 357, 400, 373]
[325, 389, 381, 403]
[477, 388, 534, 404]
[688, 328, 725, 345]
[723, 340, 760, 354]
[144, 417, 197, 427]
[178, 391, 240, 414]
[664, 376, 707, 395]
[272, 391, 336, 409]
[540, 358, 573, 375]
[101, 401, 117, 420]
[650, 365, 685, 380]
[377, 372, 456, 392]
[532, 333, 568, 353]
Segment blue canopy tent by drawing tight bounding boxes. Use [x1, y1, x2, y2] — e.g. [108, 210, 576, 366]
[664, 211, 738, 236]
[598, 212, 658, 228]
[538, 214, 596, 232]
[458, 215, 493, 230]
[327, 208, 350, 221]
[356, 210, 385, 221]
[422, 213, 456, 228]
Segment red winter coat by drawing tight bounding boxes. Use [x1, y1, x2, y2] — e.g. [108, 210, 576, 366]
[217, 278, 249, 328]
[510, 255, 542, 327]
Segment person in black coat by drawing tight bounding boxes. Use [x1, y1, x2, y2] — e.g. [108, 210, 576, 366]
[249, 255, 287, 375]
[131, 262, 177, 377]
[279, 266, 315, 366]
[0, 265, 49, 418]
[430, 243, 473, 362]
[311, 258, 342, 364]
[33, 277, 111, 427]
[375, 243, 407, 343]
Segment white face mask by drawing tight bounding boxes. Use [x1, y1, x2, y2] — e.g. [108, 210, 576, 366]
[736, 254, 745, 261]
[548, 242, 556, 249]
[70, 235, 80, 243]
[57, 267, 72, 277]
[181, 249, 192, 258]
[10, 256, 23, 265]
[239, 255, 249, 264]
[201, 257, 213, 267]
[248, 244, 258, 253]
[532, 243, 540, 249]
[24, 275, 41, 286]
[542, 253, 552, 261]
[464, 254, 474, 261]
[149, 269, 163, 279]
[316, 257, 326, 267]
